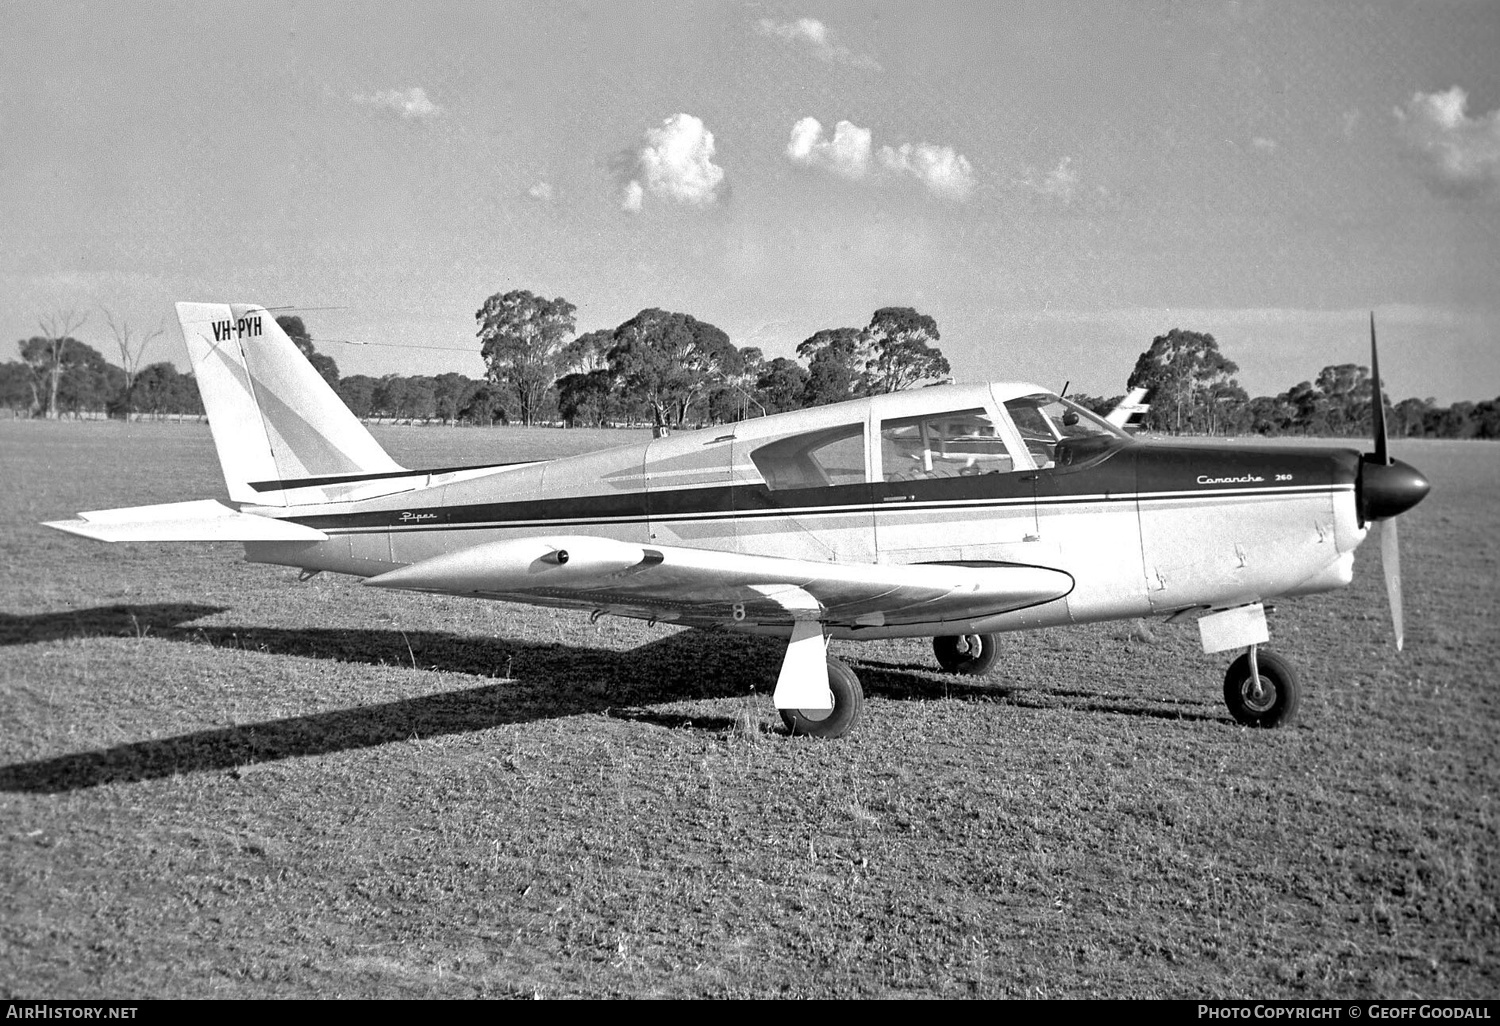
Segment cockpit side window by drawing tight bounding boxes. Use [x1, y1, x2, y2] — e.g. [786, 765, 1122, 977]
[879, 408, 1015, 481]
[749, 422, 867, 490]
[1003, 393, 1126, 469]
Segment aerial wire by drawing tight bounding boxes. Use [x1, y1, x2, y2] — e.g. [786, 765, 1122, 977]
[260, 306, 479, 353]
[318, 337, 480, 354]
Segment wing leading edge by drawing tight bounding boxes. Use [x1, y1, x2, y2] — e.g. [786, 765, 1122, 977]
[363, 535, 1073, 629]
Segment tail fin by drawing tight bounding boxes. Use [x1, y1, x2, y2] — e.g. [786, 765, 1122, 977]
[176, 303, 403, 506]
[1105, 387, 1150, 433]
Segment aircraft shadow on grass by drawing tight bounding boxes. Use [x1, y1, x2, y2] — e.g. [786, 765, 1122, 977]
[0, 603, 231, 647]
[852, 659, 1221, 725]
[0, 602, 1217, 793]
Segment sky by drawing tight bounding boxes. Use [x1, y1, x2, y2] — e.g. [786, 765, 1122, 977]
[3, 0, 1498, 404]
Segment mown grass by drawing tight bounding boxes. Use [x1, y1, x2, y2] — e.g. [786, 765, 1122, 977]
[1, 419, 1495, 998]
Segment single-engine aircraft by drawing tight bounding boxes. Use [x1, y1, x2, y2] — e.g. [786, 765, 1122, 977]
[45, 304, 1431, 738]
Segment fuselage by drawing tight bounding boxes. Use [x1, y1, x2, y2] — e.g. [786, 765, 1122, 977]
[242, 383, 1373, 640]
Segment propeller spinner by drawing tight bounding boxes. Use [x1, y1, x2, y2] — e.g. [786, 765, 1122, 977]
[1357, 313, 1431, 649]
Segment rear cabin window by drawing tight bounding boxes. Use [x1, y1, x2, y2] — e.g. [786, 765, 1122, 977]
[749, 423, 867, 490]
[879, 408, 1014, 481]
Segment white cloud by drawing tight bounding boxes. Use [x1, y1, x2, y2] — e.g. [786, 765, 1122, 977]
[1025, 156, 1079, 203]
[527, 182, 554, 202]
[1251, 136, 1277, 152]
[621, 180, 644, 213]
[785, 117, 975, 201]
[756, 17, 882, 71]
[1394, 86, 1500, 200]
[786, 117, 873, 178]
[352, 86, 442, 120]
[878, 142, 977, 201]
[758, 16, 829, 48]
[621, 113, 726, 211]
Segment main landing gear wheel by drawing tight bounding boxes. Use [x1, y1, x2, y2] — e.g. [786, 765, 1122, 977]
[933, 633, 999, 676]
[780, 657, 865, 739]
[1223, 648, 1301, 728]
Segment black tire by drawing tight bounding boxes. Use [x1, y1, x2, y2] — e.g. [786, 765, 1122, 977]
[933, 633, 999, 676]
[1223, 649, 1301, 728]
[780, 657, 865, 739]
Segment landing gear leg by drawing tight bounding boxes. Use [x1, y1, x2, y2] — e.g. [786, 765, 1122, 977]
[1222, 645, 1301, 728]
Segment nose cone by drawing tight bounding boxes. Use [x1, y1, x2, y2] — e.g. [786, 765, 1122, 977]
[1360, 457, 1431, 522]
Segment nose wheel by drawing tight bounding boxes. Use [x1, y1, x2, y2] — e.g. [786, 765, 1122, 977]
[1223, 647, 1300, 728]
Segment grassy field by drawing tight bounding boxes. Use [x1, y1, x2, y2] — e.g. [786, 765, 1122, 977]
[1, 418, 1496, 999]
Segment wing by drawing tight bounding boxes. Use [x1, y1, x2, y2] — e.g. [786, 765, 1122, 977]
[363, 535, 1073, 630]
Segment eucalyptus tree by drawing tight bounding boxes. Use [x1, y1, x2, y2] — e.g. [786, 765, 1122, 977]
[796, 327, 866, 407]
[475, 290, 577, 426]
[863, 306, 949, 393]
[1127, 329, 1241, 434]
[30, 307, 88, 419]
[607, 308, 740, 433]
[275, 315, 340, 388]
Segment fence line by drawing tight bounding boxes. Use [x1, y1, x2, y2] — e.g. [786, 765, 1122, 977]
[0, 408, 208, 423]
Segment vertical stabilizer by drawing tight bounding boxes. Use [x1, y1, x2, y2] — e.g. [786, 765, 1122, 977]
[1105, 387, 1151, 433]
[175, 303, 403, 506]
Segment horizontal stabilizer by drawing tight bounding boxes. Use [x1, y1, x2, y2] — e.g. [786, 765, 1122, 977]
[44, 500, 328, 543]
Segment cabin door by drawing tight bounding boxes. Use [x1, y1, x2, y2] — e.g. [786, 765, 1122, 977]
[872, 406, 1038, 564]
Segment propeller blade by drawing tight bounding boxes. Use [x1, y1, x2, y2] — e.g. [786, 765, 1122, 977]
[1365, 314, 1421, 651]
[1370, 312, 1389, 465]
[1380, 518, 1404, 651]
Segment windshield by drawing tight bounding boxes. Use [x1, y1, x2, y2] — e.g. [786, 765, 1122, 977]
[1003, 393, 1128, 469]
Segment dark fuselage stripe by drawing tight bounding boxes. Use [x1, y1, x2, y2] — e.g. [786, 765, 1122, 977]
[267, 442, 1363, 537]
[291, 483, 1352, 536]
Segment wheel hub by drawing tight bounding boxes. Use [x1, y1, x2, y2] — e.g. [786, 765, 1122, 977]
[1240, 675, 1277, 713]
[795, 690, 836, 722]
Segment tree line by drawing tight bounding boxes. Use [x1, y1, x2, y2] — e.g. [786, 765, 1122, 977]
[1106, 327, 1500, 440]
[4, 301, 1495, 440]
[1, 335, 202, 418]
[492, 296, 951, 433]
